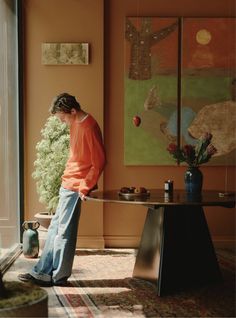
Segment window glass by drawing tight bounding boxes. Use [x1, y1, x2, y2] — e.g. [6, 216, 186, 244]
[0, 0, 20, 258]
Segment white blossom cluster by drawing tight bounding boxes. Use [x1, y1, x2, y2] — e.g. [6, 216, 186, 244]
[32, 116, 70, 213]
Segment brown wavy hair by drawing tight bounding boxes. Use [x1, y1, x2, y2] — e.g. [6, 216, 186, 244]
[49, 93, 81, 114]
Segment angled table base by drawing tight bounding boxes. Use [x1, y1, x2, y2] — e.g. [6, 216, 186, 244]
[132, 205, 222, 296]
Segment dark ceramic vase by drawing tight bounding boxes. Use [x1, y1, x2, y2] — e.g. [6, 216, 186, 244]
[184, 166, 203, 193]
[22, 221, 40, 258]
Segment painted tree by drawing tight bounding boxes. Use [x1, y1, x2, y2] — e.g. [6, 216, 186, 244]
[125, 18, 178, 80]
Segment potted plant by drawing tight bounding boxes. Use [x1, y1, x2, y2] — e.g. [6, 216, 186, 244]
[33, 116, 69, 244]
[0, 270, 48, 317]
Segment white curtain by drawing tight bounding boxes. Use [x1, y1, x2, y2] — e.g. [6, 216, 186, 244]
[0, 0, 20, 254]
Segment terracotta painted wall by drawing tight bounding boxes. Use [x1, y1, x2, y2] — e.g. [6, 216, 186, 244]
[103, 0, 236, 247]
[24, 0, 235, 249]
[23, 0, 105, 247]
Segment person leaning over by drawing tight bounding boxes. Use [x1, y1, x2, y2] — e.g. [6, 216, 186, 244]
[18, 93, 106, 286]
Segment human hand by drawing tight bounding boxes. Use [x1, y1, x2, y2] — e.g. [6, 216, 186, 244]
[79, 192, 86, 201]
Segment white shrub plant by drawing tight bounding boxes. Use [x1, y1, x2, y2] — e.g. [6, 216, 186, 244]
[32, 116, 70, 214]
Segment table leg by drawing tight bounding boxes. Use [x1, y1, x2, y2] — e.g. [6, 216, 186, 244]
[132, 207, 164, 283]
[132, 205, 222, 296]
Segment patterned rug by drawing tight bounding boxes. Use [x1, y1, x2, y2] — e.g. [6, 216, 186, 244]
[54, 248, 235, 317]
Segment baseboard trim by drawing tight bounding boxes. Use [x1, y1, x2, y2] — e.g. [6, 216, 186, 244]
[78, 235, 141, 249]
[76, 236, 105, 249]
[212, 236, 235, 249]
[38, 231, 235, 250]
[104, 235, 235, 249]
[104, 236, 141, 248]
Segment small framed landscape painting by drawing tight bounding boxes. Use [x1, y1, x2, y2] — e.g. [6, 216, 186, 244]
[42, 43, 89, 65]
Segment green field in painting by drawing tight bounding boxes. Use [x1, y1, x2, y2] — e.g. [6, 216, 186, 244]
[182, 75, 231, 106]
[124, 74, 233, 166]
[124, 75, 177, 165]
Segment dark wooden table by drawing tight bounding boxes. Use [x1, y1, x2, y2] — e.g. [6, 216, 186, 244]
[86, 189, 235, 296]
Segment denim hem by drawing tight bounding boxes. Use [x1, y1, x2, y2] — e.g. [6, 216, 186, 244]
[52, 277, 68, 284]
[31, 187, 81, 283]
[30, 270, 52, 282]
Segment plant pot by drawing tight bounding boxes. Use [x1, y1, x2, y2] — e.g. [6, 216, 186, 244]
[184, 166, 203, 193]
[34, 212, 53, 229]
[0, 282, 48, 317]
[34, 213, 53, 249]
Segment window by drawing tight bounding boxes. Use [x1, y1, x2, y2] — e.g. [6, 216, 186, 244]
[0, 0, 21, 263]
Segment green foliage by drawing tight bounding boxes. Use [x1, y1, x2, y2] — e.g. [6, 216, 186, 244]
[0, 282, 47, 308]
[32, 116, 69, 213]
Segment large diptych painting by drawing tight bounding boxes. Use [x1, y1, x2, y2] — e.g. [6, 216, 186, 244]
[181, 18, 236, 165]
[124, 17, 179, 165]
[124, 17, 236, 166]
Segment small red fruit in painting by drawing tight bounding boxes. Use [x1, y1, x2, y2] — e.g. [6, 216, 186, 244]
[133, 115, 141, 127]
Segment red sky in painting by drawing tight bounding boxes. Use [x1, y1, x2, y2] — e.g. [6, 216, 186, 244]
[182, 18, 236, 70]
[125, 17, 235, 73]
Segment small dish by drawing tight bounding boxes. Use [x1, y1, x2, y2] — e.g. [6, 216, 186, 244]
[118, 191, 150, 199]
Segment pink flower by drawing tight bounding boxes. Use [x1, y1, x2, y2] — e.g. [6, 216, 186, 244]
[183, 144, 195, 157]
[166, 132, 217, 166]
[167, 143, 178, 154]
[207, 144, 217, 156]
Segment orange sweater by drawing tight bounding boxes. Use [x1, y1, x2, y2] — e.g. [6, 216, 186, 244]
[61, 114, 106, 196]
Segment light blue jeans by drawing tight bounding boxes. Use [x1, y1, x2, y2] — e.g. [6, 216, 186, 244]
[31, 186, 81, 283]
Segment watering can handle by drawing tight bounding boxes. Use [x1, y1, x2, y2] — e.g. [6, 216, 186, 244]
[34, 221, 40, 230]
[22, 221, 40, 230]
[22, 221, 28, 230]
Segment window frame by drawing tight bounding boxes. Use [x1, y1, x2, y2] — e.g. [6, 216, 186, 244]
[0, 0, 24, 273]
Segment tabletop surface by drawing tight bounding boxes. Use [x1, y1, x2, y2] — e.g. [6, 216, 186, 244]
[85, 189, 236, 208]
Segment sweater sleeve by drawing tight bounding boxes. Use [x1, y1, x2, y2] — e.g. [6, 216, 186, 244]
[78, 124, 106, 196]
